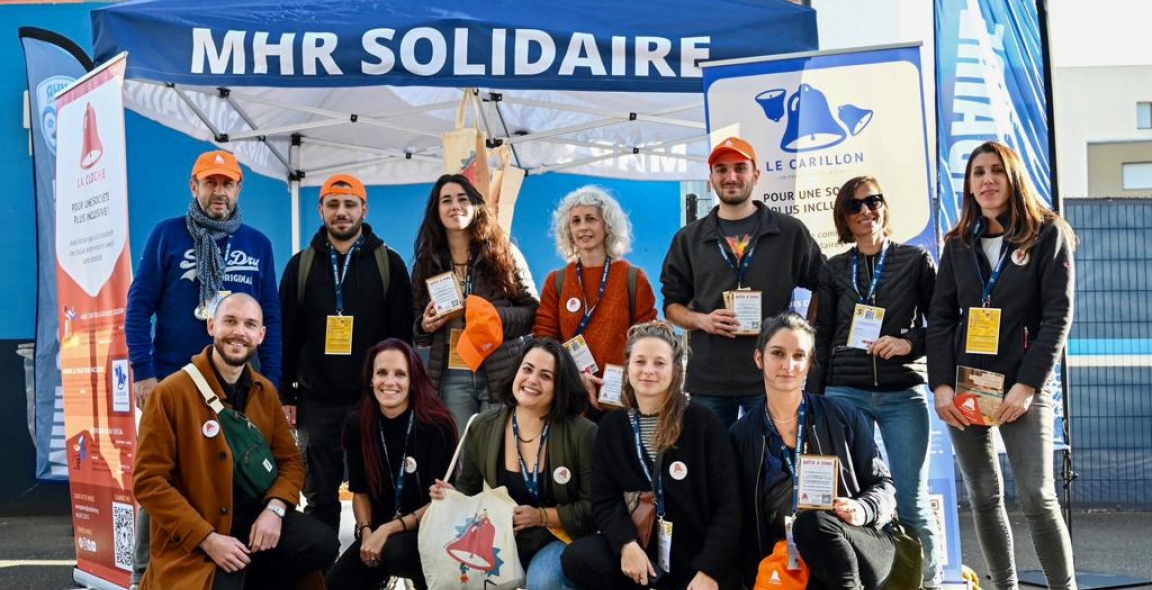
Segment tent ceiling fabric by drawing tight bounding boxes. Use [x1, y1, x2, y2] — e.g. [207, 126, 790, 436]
[93, 0, 818, 185]
[123, 81, 710, 185]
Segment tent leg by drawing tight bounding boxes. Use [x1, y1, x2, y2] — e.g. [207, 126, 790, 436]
[289, 135, 302, 253]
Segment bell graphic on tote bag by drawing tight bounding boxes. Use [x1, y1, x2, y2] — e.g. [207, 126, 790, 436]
[80, 102, 104, 169]
[446, 512, 498, 571]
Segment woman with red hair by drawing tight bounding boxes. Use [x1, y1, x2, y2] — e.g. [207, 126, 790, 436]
[326, 339, 458, 590]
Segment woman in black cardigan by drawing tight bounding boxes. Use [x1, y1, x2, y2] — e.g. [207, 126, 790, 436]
[928, 141, 1078, 590]
[562, 321, 740, 590]
[326, 339, 458, 590]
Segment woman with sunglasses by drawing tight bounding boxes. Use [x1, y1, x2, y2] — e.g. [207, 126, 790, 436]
[326, 339, 458, 590]
[413, 174, 539, 430]
[929, 141, 1078, 590]
[813, 175, 942, 588]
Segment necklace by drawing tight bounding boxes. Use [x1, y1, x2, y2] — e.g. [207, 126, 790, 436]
[517, 433, 539, 444]
[769, 412, 800, 424]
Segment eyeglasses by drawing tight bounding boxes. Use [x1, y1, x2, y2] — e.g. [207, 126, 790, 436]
[847, 194, 885, 213]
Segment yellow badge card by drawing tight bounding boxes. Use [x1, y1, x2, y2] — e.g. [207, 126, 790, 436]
[657, 519, 673, 572]
[324, 315, 354, 355]
[447, 328, 469, 370]
[847, 304, 885, 350]
[965, 307, 1002, 355]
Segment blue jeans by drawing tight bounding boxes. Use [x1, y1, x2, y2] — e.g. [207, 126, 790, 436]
[440, 368, 497, 432]
[949, 392, 1075, 590]
[825, 384, 943, 588]
[688, 393, 763, 427]
[526, 540, 576, 590]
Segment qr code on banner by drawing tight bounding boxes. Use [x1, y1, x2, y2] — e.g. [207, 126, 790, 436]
[112, 501, 135, 571]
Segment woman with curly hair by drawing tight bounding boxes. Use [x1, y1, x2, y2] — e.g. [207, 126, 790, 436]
[533, 186, 658, 414]
[413, 174, 539, 430]
[929, 141, 1078, 590]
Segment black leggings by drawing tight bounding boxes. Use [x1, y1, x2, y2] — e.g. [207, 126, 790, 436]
[792, 510, 895, 590]
[325, 531, 427, 590]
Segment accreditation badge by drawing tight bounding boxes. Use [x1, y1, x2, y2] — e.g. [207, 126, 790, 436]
[597, 364, 625, 408]
[324, 315, 354, 355]
[657, 518, 673, 573]
[562, 335, 599, 375]
[447, 328, 469, 370]
[847, 303, 885, 350]
[725, 289, 763, 335]
[796, 454, 839, 510]
[784, 515, 802, 570]
[965, 307, 1002, 355]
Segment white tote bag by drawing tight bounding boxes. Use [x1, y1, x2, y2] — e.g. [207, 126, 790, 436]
[419, 415, 525, 590]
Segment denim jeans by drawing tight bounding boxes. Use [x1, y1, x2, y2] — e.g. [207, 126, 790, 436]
[440, 368, 498, 432]
[825, 384, 943, 588]
[949, 391, 1076, 590]
[688, 393, 763, 428]
[526, 540, 577, 590]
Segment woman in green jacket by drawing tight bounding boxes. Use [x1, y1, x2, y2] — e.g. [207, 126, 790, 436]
[431, 338, 597, 589]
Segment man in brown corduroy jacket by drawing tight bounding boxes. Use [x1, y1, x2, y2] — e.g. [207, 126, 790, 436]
[134, 294, 337, 590]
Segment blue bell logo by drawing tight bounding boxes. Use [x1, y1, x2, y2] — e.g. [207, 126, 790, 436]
[760, 83, 874, 153]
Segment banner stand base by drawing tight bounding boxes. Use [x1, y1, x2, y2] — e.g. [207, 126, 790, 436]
[1019, 570, 1152, 590]
[72, 567, 127, 590]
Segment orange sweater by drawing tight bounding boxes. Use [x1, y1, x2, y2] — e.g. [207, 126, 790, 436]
[533, 259, 658, 374]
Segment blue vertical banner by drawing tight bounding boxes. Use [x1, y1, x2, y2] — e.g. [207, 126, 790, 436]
[19, 28, 93, 481]
[935, 0, 1065, 448]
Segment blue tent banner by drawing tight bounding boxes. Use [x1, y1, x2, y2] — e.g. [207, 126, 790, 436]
[92, 0, 817, 91]
[19, 27, 94, 481]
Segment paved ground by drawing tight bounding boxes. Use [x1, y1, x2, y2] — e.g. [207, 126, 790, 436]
[2, 507, 1149, 589]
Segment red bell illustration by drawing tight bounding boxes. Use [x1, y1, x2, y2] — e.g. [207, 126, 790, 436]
[445, 512, 497, 571]
[80, 102, 104, 169]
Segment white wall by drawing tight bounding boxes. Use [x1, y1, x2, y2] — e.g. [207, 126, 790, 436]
[1053, 65, 1152, 197]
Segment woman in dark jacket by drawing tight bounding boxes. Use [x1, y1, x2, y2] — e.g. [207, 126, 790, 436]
[928, 141, 1078, 590]
[413, 174, 539, 430]
[732, 312, 897, 590]
[326, 339, 458, 590]
[431, 338, 596, 589]
[814, 175, 941, 587]
[562, 321, 741, 590]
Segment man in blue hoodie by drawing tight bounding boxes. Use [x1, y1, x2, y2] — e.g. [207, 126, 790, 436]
[125, 149, 283, 587]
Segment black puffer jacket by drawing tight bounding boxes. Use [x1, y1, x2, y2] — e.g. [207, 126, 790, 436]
[814, 241, 936, 393]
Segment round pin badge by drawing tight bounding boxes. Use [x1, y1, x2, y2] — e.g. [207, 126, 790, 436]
[404, 456, 418, 474]
[553, 466, 572, 485]
[202, 419, 220, 438]
[669, 461, 688, 481]
[566, 297, 582, 313]
[194, 304, 211, 321]
[1012, 250, 1030, 266]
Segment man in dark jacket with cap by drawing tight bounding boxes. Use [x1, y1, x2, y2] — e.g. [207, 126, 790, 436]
[278, 173, 414, 533]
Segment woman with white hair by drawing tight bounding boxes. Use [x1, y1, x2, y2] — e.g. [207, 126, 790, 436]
[533, 186, 658, 414]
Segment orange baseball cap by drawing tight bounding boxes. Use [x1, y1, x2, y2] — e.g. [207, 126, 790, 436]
[457, 295, 505, 372]
[192, 150, 243, 181]
[320, 173, 367, 202]
[708, 136, 757, 167]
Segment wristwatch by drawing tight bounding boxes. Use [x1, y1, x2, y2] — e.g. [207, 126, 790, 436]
[265, 503, 286, 518]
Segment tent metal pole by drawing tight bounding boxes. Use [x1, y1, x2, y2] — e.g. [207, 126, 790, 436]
[289, 135, 302, 253]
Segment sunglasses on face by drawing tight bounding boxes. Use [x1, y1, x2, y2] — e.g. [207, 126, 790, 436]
[847, 194, 885, 213]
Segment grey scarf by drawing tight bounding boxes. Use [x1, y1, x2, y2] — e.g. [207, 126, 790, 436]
[185, 198, 243, 308]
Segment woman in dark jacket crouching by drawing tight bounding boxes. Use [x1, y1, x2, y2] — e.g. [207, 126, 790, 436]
[731, 313, 897, 590]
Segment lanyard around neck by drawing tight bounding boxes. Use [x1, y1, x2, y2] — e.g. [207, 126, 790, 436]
[328, 235, 365, 314]
[850, 241, 889, 304]
[763, 398, 807, 515]
[630, 410, 665, 518]
[512, 412, 551, 503]
[573, 258, 611, 336]
[378, 410, 416, 518]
